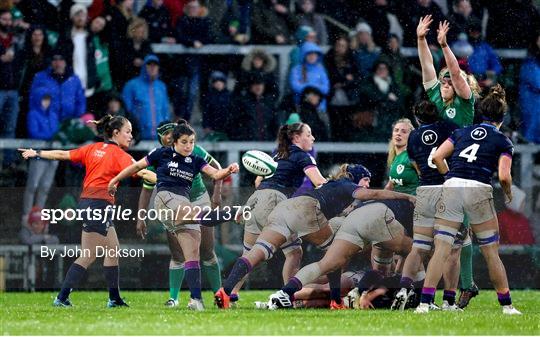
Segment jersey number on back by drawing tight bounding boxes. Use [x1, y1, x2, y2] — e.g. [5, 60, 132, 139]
[458, 143, 480, 163]
[427, 148, 437, 168]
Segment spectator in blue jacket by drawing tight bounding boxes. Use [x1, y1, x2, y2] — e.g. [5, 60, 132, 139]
[519, 34, 540, 144]
[466, 19, 503, 87]
[289, 41, 329, 111]
[29, 51, 86, 123]
[22, 92, 60, 227]
[122, 54, 170, 140]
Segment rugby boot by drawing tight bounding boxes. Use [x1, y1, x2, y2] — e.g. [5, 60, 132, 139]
[457, 283, 479, 309]
[442, 300, 463, 312]
[164, 298, 179, 307]
[267, 290, 293, 310]
[391, 288, 409, 311]
[502, 305, 522, 315]
[53, 297, 73, 307]
[330, 300, 347, 310]
[187, 298, 205, 311]
[414, 302, 430, 314]
[107, 298, 129, 308]
[214, 287, 230, 309]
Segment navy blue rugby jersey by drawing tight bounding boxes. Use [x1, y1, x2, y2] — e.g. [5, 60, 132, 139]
[361, 199, 414, 237]
[258, 145, 317, 197]
[407, 120, 458, 186]
[304, 178, 360, 219]
[145, 147, 208, 197]
[447, 123, 514, 185]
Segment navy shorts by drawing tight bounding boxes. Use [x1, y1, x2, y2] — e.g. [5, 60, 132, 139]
[78, 198, 114, 236]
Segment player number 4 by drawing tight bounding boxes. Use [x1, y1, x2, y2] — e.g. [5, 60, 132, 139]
[459, 143, 480, 163]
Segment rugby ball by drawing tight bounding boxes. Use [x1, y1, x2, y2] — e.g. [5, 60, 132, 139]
[242, 150, 277, 176]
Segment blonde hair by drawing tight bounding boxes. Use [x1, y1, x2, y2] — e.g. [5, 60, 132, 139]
[438, 67, 481, 103]
[127, 17, 148, 40]
[386, 118, 414, 168]
[329, 164, 353, 181]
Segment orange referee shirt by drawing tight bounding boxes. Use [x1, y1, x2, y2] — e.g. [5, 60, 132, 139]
[69, 141, 134, 204]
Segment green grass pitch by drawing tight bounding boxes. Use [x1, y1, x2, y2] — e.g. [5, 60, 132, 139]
[1, 290, 539, 335]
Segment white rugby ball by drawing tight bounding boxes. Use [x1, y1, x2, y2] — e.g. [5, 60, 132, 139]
[242, 150, 277, 176]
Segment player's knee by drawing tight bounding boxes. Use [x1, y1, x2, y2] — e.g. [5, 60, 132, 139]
[253, 239, 276, 261]
[170, 259, 184, 269]
[433, 225, 458, 245]
[413, 233, 433, 251]
[282, 238, 303, 257]
[201, 252, 218, 265]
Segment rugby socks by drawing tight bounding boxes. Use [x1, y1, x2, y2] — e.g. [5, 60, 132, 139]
[103, 266, 121, 301]
[57, 263, 87, 301]
[399, 277, 414, 289]
[420, 287, 436, 304]
[230, 293, 239, 303]
[223, 257, 252, 296]
[184, 261, 202, 300]
[328, 269, 342, 304]
[201, 259, 222, 293]
[169, 264, 185, 301]
[497, 290, 512, 306]
[282, 277, 303, 300]
[443, 290, 456, 306]
[460, 244, 475, 289]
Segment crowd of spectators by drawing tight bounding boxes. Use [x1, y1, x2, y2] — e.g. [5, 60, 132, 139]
[0, 0, 537, 168]
[0, 0, 536, 243]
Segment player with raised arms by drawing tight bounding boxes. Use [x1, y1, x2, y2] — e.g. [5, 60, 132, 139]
[217, 163, 413, 309]
[417, 16, 482, 306]
[215, 122, 327, 307]
[19, 115, 154, 307]
[415, 85, 521, 315]
[108, 122, 239, 310]
[391, 101, 464, 311]
[136, 120, 225, 307]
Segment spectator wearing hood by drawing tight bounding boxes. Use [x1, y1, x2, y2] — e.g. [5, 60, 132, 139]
[289, 25, 318, 67]
[295, 0, 328, 46]
[237, 48, 279, 99]
[122, 54, 170, 140]
[251, 0, 297, 44]
[519, 33, 540, 144]
[466, 19, 502, 88]
[289, 41, 329, 111]
[23, 93, 60, 227]
[351, 21, 381, 81]
[229, 73, 280, 140]
[29, 50, 86, 123]
[201, 71, 232, 137]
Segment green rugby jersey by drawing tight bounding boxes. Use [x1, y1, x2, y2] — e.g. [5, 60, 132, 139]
[388, 151, 419, 196]
[426, 81, 475, 127]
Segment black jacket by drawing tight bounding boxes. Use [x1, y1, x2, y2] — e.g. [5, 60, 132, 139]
[229, 92, 279, 141]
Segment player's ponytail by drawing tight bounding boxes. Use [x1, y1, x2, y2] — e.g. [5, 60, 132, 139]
[478, 84, 507, 123]
[89, 114, 129, 140]
[276, 122, 305, 159]
[329, 164, 351, 181]
[172, 118, 196, 142]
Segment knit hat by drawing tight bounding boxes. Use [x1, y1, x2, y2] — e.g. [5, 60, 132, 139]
[355, 22, 372, 35]
[69, 4, 88, 19]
